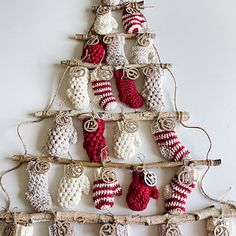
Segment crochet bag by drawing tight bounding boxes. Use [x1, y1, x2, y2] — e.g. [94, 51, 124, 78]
[3, 224, 33, 236]
[113, 120, 141, 160]
[94, 6, 118, 35]
[91, 66, 117, 111]
[159, 223, 183, 236]
[93, 168, 122, 210]
[66, 66, 90, 110]
[163, 165, 200, 214]
[130, 34, 158, 64]
[142, 65, 165, 111]
[25, 160, 52, 212]
[105, 34, 129, 66]
[49, 221, 75, 236]
[83, 118, 107, 163]
[57, 164, 90, 209]
[152, 118, 191, 161]
[126, 171, 159, 211]
[207, 217, 232, 236]
[46, 115, 78, 157]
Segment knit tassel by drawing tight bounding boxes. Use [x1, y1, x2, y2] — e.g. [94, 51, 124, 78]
[106, 34, 129, 66]
[114, 120, 141, 160]
[92, 168, 122, 210]
[46, 115, 78, 157]
[66, 66, 90, 110]
[25, 161, 52, 212]
[83, 118, 107, 163]
[207, 217, 232, 236]
[159, 223, 183, 236]
[3, 224, 33, 236]
[114, 69, 143, 108]
[142, 65, 165, 111]
[126, 171, 159, 211]
[49, 221, 75, 236]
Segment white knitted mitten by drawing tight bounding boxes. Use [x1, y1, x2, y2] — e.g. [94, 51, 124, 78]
[49, 221, 75, 236]
[25, 160, 52, 212]
[3, 224, 33, 236]
[46, 115, 78, 157]
[114, 120, 141, 160]
[142, 65, 165, 112]
[159, 223, 183, 236]
[207, 217, 232, 236]
[94, 7, 118, 35]
[130, 36, 158, 64]
[66, 66, 90, 110]
[57, 164, 90, 209]
[106, 34, 129, 66]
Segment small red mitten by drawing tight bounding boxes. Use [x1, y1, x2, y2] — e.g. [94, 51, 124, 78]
[81, 38, 107, 64]
[126, 171, 159, 211]
[83, 118, 107, 163]
[114, 69, 143, 108]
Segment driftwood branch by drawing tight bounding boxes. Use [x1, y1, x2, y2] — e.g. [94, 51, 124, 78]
[12, 155, 221, 169]
[60, 59, 172, 70]
[33, 110, 190, 122]
[1, 206, 236, 225]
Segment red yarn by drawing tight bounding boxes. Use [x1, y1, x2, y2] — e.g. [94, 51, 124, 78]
[81, 39, 107, 64]
[83, 118, 107, 163]
[126, 171, 159, 211]
[114, 69, 143, 108]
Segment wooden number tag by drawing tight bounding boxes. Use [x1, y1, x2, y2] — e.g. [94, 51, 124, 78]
[84, 118, 98, 132]
[102, 168, 117, 184]
[33, 161, 50, 174]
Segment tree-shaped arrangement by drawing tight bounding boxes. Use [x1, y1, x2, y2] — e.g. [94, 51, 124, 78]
[0, 1, 236, 236]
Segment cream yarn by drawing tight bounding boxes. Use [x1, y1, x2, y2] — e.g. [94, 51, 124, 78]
[57, 165, 90, 209]
[142, 65, 165, 111]
[46, 115, 78, 157]
[66, 66, 90, 110]
[113, 121, 141, 160]
[207, 217, 232, 236]
[94, 9, 118, 35]
[106, 34, 129, 66]
[3, 224, 33, 236]
[25, 161, 52, 212]
[130, 38, 158, 64]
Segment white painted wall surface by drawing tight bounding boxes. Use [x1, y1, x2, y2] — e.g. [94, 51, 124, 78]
[0, 0, 236, 235]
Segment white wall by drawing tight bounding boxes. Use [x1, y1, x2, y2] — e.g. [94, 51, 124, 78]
[0, 0, 236, 235]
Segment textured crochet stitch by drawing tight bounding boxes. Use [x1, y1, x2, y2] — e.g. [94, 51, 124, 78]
[113, 120, 141, 160]
[114, 69, 143, 108]
[92, 168, 122, 210]
[126, 171, 159, 211]
[25, 161, 52, 212]
[46, 116, 78, 157]
[83, 118, 107, 163]
[57, 167, 90, 209]
[66, 66, 90, 110]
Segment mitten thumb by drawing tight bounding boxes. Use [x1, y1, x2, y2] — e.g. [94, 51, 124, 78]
[150, 186, 159, 200]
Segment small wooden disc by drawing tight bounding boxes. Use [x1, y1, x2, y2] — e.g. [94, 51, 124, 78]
[144, 170, 157, 187]
[142, 65, 156, 77]
[124, 68, 140, 80]
[159, 118, 176, 131]
[214, 223, 229, 236]
[137, 34, 151, 47]
[87, 37, 100, 46]
[97, 6, 110, 15]
[70, 66, 86, 78]
[84, 118, 98, 132]
[100, 223, 115, 236]
[56, 115, 71, 126]
[98, 66, 113, 80]
[178, 169, 194, 186]
[102, 168, 117, 184]
[103, 35, 115, 45]
[165, 225, 182, 236]
[124, 120, 139, 133]
[55, 221, 73, 236]
[33, 161, 50, 174]
[66, 164, 84, 178]
[3, 224, 14, 236]
[126, 7, 138, 14]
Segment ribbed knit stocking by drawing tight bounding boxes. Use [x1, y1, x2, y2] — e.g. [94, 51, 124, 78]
[114, 69, 143, 108]
[207, 218, 232, 236]
[91, 66, 117, 111]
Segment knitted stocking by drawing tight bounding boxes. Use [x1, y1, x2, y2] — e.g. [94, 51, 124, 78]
[93, 168, 122, 209]
[142, 65, 165, 111]
[81, 38, 107, 64]
[94, 7, 118, 35]
[130, 36, 158, 64]
[163, 165, 200, 214]
[66, 66, 90, 110]
[25, 161, 52, 212]
[152, 119, 191, 161]
[91, 66, 117, 111]
[116, 224, 129, 236]
[46, 115, 78, 157]
[122, 7, 147, 33]
[126, 171, 159, 211]
[49, 221, 75, 236]
[114, 120, 141, 160]
[207, 217, 232, 236]
[159, 223, 183, 236]
[105, 34, 129, 66]
[3, 224, 33, 236]
[57, 164, 90, 209]
[83, 118, 107, 163]
[114, 69, 143, 108]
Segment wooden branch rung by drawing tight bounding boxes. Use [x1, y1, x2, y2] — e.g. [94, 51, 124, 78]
[0, 207, 236, 225]
[33, 111, 190, 121]
[12, 155, 221, 169]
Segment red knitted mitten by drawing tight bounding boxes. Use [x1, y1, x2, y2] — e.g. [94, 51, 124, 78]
[93, 168, 122, 210]
[126, 171, 159, 211]
[114, 69, 143, 108]
[83, 118, 107, 163]
[81, 38, 107, 64]
[152, 119, 191, 161]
